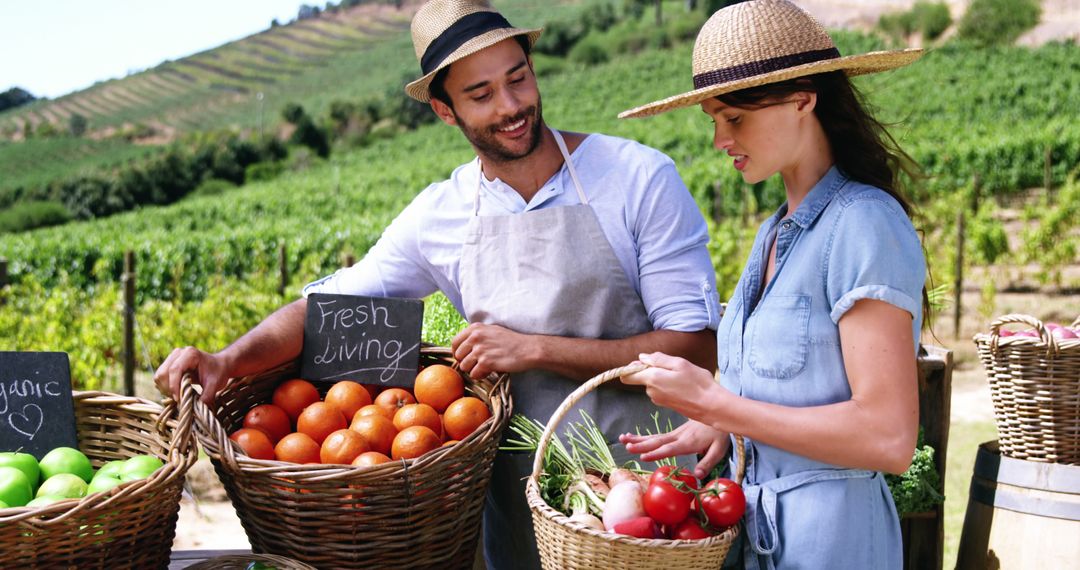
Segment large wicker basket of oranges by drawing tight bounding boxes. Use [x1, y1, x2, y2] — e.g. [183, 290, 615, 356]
[193, 346, 511, 569]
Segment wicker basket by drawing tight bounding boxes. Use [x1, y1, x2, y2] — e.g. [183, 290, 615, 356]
[974, 314, 1080, 464]
[194, 346, 511, 569]
[184, 552, 316, 570]
[0, 379, 198, 568]
[526, 363, 744, 570]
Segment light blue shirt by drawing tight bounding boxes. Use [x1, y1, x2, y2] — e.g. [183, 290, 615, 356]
[717, 166, 925, 570]
[304, 133, 720, 332]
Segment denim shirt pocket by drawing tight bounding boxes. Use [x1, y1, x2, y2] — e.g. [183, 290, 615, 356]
[747, 294, 811, 379]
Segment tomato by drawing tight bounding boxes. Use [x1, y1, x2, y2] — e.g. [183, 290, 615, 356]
[671, 516, 712, 540]
[644, 479, 693, 525]
[649, 465, 698, 491]
[696, 478, 746, 528]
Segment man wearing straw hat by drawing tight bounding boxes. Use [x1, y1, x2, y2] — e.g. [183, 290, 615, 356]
[156, 1, 719, 567]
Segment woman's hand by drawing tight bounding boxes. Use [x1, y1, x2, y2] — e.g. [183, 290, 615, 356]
[619, 420, 730, 480]
[620, 352, 723, 420]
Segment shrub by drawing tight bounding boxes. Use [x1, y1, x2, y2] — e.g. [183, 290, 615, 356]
[568, 36, 610, 65]
[879, 1, 952, 42]
[188, 178, 237, 198]
[957, 0, 1040, 46]
[534, 19, 588, 56]
[0, 201, 71, 233]
[245, 161, 285, 182]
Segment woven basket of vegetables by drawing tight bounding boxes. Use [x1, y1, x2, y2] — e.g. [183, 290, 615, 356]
[0, 379, 198, 569]
[524, 363, 744, 570]
[193, 346, 511, 569]
[973, 314, 1080, 464]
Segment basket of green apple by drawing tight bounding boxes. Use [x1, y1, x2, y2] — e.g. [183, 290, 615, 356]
[0, 379, 197, 568]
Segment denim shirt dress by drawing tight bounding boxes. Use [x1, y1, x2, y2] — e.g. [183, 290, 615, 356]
[717, 167, 925, 570]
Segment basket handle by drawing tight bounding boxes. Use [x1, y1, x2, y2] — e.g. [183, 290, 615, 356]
[157, 373, 197, 463]
[529, 363, 746, 486]
[988, 313, 1061, 354]
[188, 371, 245, 472]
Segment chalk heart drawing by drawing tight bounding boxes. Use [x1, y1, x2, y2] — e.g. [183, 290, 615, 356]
[8, 404, 44, 440]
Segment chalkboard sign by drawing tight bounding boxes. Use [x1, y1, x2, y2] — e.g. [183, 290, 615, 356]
[301, 293, 424, 388]
[0, 352, 78, 459]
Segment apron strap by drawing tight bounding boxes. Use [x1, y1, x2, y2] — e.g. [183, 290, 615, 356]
[743, 467, 877, 570]
[472, 127, 589, 216]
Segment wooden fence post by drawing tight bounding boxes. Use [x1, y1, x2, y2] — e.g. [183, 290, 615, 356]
[1044, 144, 1053, 191]
[343, 253, 355, 268]
[278, 243, 288, 297]
[953, 211, 965, 340]
[0, 258, 7, 306]
[122, 251, 136, 397]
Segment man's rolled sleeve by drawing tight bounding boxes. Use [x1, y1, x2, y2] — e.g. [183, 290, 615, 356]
[634, 161, 719, 332]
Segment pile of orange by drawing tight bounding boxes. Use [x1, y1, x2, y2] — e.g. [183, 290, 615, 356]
[228, 364, 492, 466]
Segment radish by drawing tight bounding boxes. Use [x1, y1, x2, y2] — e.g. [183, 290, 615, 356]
[611, 516, 662, 539]
[998, 329, 1015, 337]
[1052, 327, 1078, 340]
[603, 480, 646, 531]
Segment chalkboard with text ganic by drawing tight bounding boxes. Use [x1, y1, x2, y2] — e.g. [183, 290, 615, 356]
[0, 352, 78, 459]
[301, 293, 424, 388]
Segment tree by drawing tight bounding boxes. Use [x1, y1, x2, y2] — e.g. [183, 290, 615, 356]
[0, 87, 36, 113]
[69, 113, 88, 137]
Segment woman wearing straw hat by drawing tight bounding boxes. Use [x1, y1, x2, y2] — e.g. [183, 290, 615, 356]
[157, 1, 719, 567]
[618, 1, 927, 568]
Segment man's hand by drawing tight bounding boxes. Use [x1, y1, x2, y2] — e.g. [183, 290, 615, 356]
[451, 323, 539, 379]
[154, 347, 230, 405]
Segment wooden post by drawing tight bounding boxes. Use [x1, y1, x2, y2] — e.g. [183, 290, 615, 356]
[655, 0, 663, 26]
[343, 253, 355, 268]
[278, 244, 288, 297]
[953, 211, 964, 340]
[122, 251, 136, 397]
[711, 181, 723, 225]
[0, 258, 7, 306]
[970, 173, 981, 214]
[1044, 144, 1053, 191]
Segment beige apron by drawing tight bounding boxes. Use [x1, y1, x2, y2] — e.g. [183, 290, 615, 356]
[461, 129, 685, 569]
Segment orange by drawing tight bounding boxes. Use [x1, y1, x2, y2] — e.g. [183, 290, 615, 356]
[272, 379, 321, 422]
[352, 451, 392, 467]
[392, 403, 442, 434]
[296, 402, 347, 445]
[374, 387, 416, 418]
[391, 426, 441, 460]
[349, 413, 397, 456]
[229, 428, 276, 460]
[274, 432, 321, 464]
[320, 429, 370, 465]
[324, 380, 373, 419]
[355, 404, 393, 421]
[242, 404, 291, 444]
[414, 364, 465, 413]
[443, 397, 491, 441]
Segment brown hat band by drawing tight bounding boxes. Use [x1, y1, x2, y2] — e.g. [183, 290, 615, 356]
[421, 11, 514, 75]
[692, 47, 840, 90]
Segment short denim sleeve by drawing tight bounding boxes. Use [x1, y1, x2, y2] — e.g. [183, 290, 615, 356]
[824, 196, 925, 324]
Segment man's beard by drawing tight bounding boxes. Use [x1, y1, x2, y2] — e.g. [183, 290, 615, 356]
[455, 99, 544, 165]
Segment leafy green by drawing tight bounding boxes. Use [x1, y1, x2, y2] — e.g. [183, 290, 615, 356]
[886, 429, 945, 515]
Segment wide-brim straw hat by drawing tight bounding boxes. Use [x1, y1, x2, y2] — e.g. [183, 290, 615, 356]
[405, 0, 542, 102]
[619, 0, 922, 119]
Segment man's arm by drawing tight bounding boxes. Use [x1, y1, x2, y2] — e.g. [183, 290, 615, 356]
[155, 298, 307, 403]
[452, 324, 716, 380]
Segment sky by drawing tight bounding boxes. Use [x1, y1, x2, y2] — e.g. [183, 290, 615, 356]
[1, 0, 313, 99]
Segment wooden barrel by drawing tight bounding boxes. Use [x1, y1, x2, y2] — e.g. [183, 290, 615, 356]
[957, 441, 1080, 569]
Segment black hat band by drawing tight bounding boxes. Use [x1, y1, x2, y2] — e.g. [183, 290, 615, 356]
[421, 11, 515, 75]
[692, 47, 840, 90]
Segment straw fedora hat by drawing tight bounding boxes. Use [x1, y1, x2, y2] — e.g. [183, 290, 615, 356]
[405, 0, 542, 102]
[619, 0, 922, 118]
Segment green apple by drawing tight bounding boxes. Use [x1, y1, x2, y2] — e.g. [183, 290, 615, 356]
[26, 496, 64, 508]
[39, 447, 93, 483]
[86, 474, 123, 495]
[119, 455, 164, 482]
[94, 460, 126, 480]
[36, 473, 88, 499]
[0, 466, 34, 507]
[0, 452, 40, 490]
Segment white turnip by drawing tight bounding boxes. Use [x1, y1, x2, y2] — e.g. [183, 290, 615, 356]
[603, 480, 646, 531]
